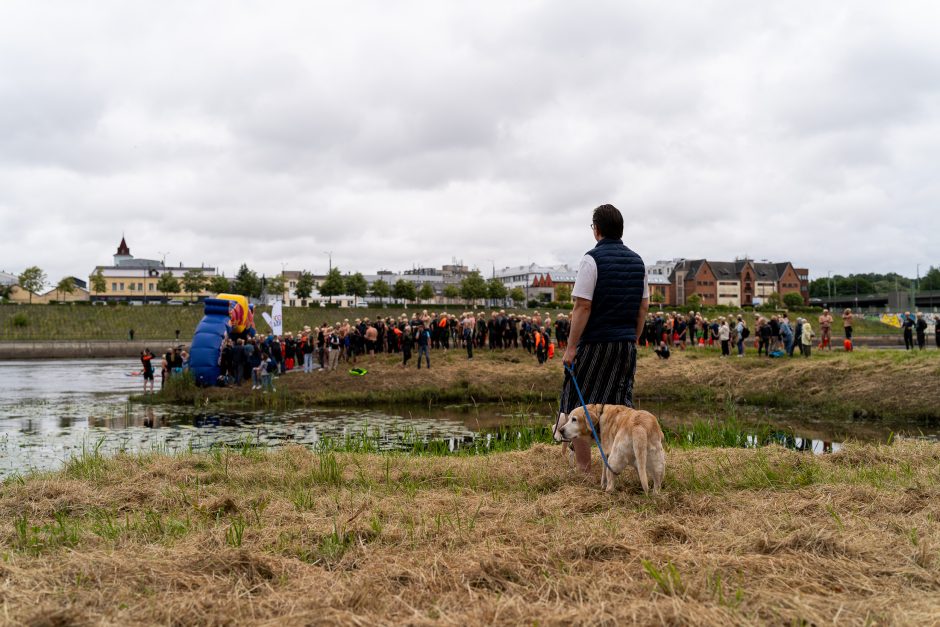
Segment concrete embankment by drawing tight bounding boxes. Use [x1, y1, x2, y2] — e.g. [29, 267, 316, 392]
[0, 340, 187, 359]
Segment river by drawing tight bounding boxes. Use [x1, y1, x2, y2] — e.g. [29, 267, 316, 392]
[1, 359, 938, 478]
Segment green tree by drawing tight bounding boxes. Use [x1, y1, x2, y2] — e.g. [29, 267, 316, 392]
[419, 282, 436, 302]
[919, 266, 940, 291]
[55, 277, 75, 302]
[808, 277, 830, 299]
[91, 268, 107, 296]
[836, 275, 874, 296]
[319, 267, 346, 302]
[393, 279, 417, 304]
[265, 274, 285, 301]
[345, 272, 369, 302]
[783, 292, 805, 309]
[555, 284, 572, 303]
[18, 266, 47, 303]
[685, 293, 702, 308]
[765, 292, 782, 309]
[650, 290, 665, 304]
[157, 271, 180, 300]
[459, 271, 487, 306]
[486, 278, 508, 302]
[233, 264, 261, 298]
[209, 274, 232, 294]
[181, 269, 208, 301]
[443, 284, 460, 301]
[509, 287, 526, 305]
[295, 271, 314, 300]
[370, 278, 390, 304]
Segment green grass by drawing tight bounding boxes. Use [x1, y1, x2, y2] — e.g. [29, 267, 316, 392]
[0, 303, 572, 341]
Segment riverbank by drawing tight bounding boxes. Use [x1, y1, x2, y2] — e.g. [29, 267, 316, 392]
[0, 334, 919, 360]
[1, 440, 938, 624]
[142, 348, 940, 421]
[0, 339, 181, 359]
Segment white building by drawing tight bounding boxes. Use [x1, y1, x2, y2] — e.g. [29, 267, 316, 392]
[89, 237, 218, 302]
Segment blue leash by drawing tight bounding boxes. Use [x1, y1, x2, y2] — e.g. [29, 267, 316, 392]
[563, 362, 614, 473]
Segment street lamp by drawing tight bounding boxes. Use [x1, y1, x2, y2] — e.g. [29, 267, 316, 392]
[323, 251, 333, 303]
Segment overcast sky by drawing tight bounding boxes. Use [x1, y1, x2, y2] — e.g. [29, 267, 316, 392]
[1, 1, 938, 286]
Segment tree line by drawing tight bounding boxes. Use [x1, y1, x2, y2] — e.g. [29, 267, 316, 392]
[807, 268, 940, 298]
[2, 262, 569, 306]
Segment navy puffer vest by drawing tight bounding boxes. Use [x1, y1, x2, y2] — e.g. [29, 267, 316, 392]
[581, 238, 646, 344]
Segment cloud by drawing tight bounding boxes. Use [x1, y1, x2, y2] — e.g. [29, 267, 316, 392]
[0, 0, 938, 285]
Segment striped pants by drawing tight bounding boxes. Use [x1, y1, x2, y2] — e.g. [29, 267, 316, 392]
[559, 340, 637, 415]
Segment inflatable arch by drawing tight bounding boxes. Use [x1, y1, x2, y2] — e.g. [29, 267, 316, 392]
[190, 293, 256, 386]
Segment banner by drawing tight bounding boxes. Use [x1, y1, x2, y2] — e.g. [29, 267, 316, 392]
[261, 300, 284, 336]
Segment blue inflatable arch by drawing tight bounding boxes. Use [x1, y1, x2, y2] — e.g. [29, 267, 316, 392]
[189, 296, 255, 386]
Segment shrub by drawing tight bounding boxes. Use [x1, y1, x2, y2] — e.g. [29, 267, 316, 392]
[12, 313, 28, 328]
[783, 292, 805, 309]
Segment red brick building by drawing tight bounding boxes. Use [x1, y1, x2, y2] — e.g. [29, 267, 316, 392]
[666, 259, 808, 307]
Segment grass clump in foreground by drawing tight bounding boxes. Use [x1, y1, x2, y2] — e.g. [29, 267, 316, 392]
[1, 439, 939, 624]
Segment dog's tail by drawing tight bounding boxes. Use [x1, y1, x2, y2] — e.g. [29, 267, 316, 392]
[631, 426, 650, 494]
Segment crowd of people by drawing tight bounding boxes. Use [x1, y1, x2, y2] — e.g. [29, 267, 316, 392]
[900, 311, 940, 350]
[210, 310, 573, 390]
[641, 310, 820, 358]
[141, 304, 939, 393]
[138, 346, 188, 394]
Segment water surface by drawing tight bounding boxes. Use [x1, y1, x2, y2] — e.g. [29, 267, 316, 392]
[1, 359, 937, 478]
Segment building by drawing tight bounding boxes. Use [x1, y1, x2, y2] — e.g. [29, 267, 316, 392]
[280, 263, 474, 307]
[495, 263, 575, 303]
[7, 277, 90, 304]
[646, 259, 684, 303]
[667, 258, 808, 307]
[89, 237, 218, 303]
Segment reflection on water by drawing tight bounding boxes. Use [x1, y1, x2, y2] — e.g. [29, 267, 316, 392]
[0, 358, 937, 478]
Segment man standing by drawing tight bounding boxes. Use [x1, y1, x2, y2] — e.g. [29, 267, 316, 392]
[140, 349, 155, 394]
[558, 204, 649, 473]
[818, 309, 833, 350]
[915, 312, 928, 350]
[902, 312, 915, 350]
[416, 324, 431, 369]
[461, 312, 475, 359]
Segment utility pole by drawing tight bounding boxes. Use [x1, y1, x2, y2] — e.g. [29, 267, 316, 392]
[323, 251, 333, 304]
[827, 270, 832, 302]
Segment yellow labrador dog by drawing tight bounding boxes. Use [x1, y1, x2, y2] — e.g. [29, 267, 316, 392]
[554, 404, 665, 494]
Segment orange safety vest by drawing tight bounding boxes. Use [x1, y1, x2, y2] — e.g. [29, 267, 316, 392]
[534, 332, 544, 348]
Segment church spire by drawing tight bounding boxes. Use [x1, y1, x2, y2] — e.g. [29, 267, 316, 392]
[116, 235, 130, 256]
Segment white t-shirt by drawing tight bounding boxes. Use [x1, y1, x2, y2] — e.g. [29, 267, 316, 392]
[571, 255, 649, 302]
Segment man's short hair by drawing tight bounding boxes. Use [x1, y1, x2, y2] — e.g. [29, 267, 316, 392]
[592, 204, 624, 239]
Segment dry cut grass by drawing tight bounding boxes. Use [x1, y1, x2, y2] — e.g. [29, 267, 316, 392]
[1, 440, 940, 625]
